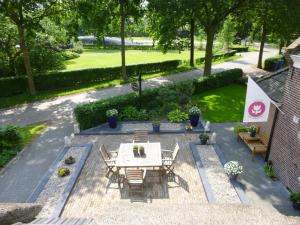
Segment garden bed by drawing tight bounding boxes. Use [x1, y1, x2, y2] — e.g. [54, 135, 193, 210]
[27, 144, 92, 217]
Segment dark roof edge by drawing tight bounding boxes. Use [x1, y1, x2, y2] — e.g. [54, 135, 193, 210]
[256, 67, 289, 83]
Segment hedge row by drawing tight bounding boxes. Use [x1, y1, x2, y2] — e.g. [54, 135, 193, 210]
[229, 47, 249, 52]
[195, 50, 236, 64]
[264, 55, 286, 71]
[74, 68, 243, 130]
[0, 60, 181, 97]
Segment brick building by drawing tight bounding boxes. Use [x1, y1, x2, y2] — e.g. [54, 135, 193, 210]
[253, 38, 300, 192]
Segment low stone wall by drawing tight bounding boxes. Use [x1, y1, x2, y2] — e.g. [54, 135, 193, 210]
[0, 203, 42, 225]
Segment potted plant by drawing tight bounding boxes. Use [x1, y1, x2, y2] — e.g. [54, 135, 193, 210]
[199, 133, 209, 145]
[224, 161, 243, 180]
[189, 106, 201, 127]
[263, 161, 277, 181]
[57, 167, 70, 177]
[185, 125, 193, 131]
[152, 120, 160, 133]
[289, 192, 300, 210]
[65, 156, 76, 165]
[106, 109, 118, 128]
[248, 125, 257, 137]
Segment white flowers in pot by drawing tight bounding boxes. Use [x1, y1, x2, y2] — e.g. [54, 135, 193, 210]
[224, 161, 243, 177]
[188, 106, 201, 116]
[106, 109, 118, 117]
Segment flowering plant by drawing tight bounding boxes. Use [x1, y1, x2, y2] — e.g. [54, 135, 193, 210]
[189, 106, 201, 116]
[224, 161, 243, 176]
[106, 109, 118, 117]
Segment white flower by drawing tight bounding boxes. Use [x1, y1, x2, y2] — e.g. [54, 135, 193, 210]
[106, 109, 118, 117]
[224, 161, 243, 176]
[252, 105, 262, 115]
[189, 106, 201, 116]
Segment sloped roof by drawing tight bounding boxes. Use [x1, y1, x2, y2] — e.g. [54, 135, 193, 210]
[255, 68, 289, 103]
[286, 37, 300, 50]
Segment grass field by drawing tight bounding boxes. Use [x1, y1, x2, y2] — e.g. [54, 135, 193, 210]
[65, 49, 206, 70]
[0, 123, 47, 168]
[192, 84, 246, 122]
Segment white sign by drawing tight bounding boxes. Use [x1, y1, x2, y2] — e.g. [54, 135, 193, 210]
[243, 77, 271, 122]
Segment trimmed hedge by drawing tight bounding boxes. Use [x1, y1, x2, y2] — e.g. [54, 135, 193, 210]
[229, 47, 249, 52]
[264, 55, 285, 71]
[195, 50, 236, 64]
[0, 60, 181, 97]
[74, 68, 243, 130]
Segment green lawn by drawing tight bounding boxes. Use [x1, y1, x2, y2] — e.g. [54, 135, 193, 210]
[0, 123, 47, 169]
[192, 84, 246, 122]
[65, 49, 205, 70]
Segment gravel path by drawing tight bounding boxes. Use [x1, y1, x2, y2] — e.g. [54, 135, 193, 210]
[197, 145, 240, 203]
[0, 46, 278, 203]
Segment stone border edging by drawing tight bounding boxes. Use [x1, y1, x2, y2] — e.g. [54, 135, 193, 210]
[213, 144, 248, 204]
[26, 144, 93, 217]
[79, 121, 207, 136]
[189, 141, 216, 203]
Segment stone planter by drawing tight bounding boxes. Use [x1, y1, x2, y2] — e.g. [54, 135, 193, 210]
[189, 115, 199, 127]
[200, 139, 208, 145]
[107, 117, 117, 128]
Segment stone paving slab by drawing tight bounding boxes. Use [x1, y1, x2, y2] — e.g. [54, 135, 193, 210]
[80, 121, 205, 135]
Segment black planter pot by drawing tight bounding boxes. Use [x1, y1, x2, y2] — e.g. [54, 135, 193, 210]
[153, 125, 160, 133]
[108, 117, 117, 128]
[292, 202, 300, 210]
[250, 131, 256, 137]
[200, 139, 208, 145]
[190, 115, 199, 127]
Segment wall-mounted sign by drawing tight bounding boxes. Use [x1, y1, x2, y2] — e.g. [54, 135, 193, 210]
[243, 77, 271, 123]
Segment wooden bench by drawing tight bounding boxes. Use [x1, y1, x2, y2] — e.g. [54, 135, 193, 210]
[238, 132, 269, 161]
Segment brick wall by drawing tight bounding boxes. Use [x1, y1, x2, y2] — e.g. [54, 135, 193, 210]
[269, 67, 300, 192]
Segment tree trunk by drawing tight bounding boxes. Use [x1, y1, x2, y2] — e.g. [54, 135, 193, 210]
[279, 39, 284, 54]
[189, 18, 195, 67]
[257, 23, 266, 69]
[120, 0, 127, 80]
[203, 28, 215, 76]
[17, 25, 36, 95]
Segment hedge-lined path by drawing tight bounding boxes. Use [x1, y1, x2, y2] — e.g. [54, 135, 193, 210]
[0, 46, 277, 203]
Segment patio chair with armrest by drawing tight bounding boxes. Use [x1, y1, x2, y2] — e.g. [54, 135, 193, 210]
[99, 144, 118, 178]
[133, 130, 149, 143]
[162, 143, 179, 176]
[125, 169, 146, 195]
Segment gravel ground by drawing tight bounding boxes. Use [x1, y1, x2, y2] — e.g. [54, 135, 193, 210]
[36, 147, 85, 217]
[197, 145, 240, 203]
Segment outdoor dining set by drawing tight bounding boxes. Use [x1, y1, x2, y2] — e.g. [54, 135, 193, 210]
[99, 130, 179, 195]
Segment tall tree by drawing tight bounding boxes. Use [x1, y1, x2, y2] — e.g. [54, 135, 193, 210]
[0, 0, 59, 95]
[195, 0, 249, 76]
[77, 0, 145, 80]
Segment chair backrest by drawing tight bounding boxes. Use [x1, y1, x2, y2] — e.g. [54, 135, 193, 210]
[99, 144, 110, 160]
[260, 133, 269, 145]
[172, 143, 180, 160]
[133, 130, 149, 143]
[125, 169, 144, 181]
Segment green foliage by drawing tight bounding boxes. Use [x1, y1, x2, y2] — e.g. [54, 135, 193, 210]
[62, 51, 80, 60]
[228, 47, 248, 53]
[199, 133, 209, 141]
[120, 106, 149, 121]
[264, 55, 285, 71]
[71, 39, 84, 54]
[57, 167, 70, 177]
[233, 124, 250, 134]
[219, 16, 236, 50]
[167, 109, 188, 123]
[289, 192, 300, 205]
[0, 60, 180, 97]
[0, 125, 23, 151]
[74, 68, 243, 130]
[195, 51, 236, 64]
[263, 163, 276, 179]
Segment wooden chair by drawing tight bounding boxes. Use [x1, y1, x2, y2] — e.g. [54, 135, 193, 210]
[246, 133, 269, 161]
[125, 169, 146, 195]
[99, 144, 118, 177]
[162, 143, 179, 175]
[133, 130, 149, 143]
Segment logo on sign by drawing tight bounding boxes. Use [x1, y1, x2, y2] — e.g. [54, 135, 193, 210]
[248, 101, 265, 117]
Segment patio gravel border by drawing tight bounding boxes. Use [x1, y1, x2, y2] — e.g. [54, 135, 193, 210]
[26, 143, 93, 217]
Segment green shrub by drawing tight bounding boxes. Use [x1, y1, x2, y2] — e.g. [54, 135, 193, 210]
[74, 68, 243, 130]
[62, 51, 80, 60]
[263, 163, 276, 179]
[120, 106, 149, 121]
[167, 109, 188, 123]
[229, 47, 248, 52]
[233, 123, 249, 133]
[264, 55, 285, 71]
[0, 60, 181, 97]
[289, 192, 300, 205]
[195, 50, 236, 64]
[0, 125, 23, 152]
[57, 167, 70, 177]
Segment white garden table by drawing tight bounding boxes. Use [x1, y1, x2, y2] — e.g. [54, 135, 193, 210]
[116, 142, 162, 168]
